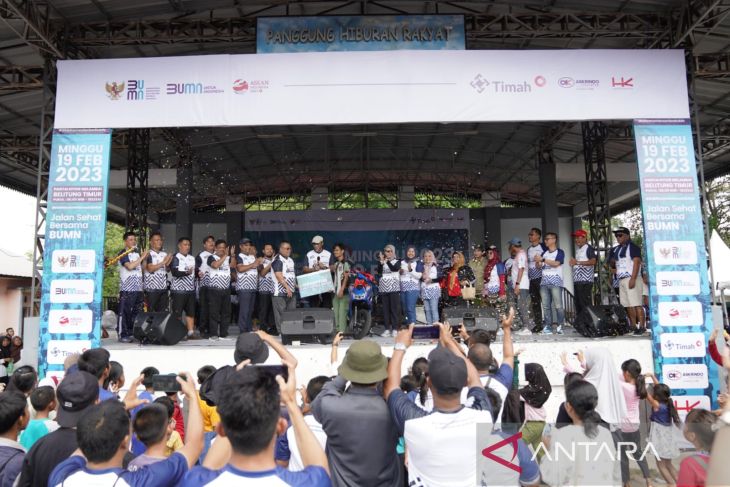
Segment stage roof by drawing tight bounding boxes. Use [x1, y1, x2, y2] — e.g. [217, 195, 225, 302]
[1, 1, 729, 216]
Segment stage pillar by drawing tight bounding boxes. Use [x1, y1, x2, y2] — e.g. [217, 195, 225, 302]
[482, 191, 501, 248]
[311, 187, 328, 210]
[175, 161, 193, 242]
[225, 196, 244, 244]
[539, 161, 559, 234]
[398, 186, 415, 209]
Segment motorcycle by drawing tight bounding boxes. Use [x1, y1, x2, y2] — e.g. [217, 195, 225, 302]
[347, 270, 377, 339]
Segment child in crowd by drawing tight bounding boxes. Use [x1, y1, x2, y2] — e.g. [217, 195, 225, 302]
[0, 391, 29, 487]
[154, 396, 184, 457]
[196, 365, 220, 433]
[519, 363, 551, 457]
[406, 357, 431, 411]
[645, 374, 681, 485]
[554, 372, 582, 428]
[618, 359, 651, 487]
[678, 408, 718, 487]
[128, 403, 176, 471]
[19, 386, 58, 450]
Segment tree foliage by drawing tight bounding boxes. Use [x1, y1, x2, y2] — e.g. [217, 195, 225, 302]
[103, 222, 125, 297]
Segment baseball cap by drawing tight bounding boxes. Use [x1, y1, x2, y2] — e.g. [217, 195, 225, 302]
[613, 226, 630, 235]
[507, 237, 522, 246]
[199, 365, 237, 407]
[487, 244, 498, 251]
[571, 229, 588, 238]
[239, 238, 252, 245]
[56, 371, 99, 427]
[311, 235, 324, 244]
[473, 244, 484, 251]
[428, 346, 467, 395]
[234, 333, 269, 365]
[337, 340, 388, 384]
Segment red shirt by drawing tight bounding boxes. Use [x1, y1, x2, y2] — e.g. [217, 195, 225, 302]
[677, 454, 709, 487]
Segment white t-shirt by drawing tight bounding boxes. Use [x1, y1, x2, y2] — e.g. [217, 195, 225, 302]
[285, 415, 327, 472]
[511, 250, 530, 289]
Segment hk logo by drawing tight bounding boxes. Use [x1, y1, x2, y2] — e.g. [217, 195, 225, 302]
[471, 74, 490, 93]
[611, 76, 633, 88]
[482, 431, 522, 473]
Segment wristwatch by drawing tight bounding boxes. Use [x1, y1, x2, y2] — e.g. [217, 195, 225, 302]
[394, 343, 408, 352]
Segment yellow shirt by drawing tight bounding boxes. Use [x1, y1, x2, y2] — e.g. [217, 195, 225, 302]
[199, 398, 220, 432]
[164, 430, 183, 457]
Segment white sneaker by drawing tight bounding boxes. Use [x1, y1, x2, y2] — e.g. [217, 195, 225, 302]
[208, 336, 219, 341]
[380, 330, 391, 338]
[516, 328, 532, 336]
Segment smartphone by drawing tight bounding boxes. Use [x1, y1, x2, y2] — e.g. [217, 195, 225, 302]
[412, 325, 441, 339]
[151, 374, 181, 392]
[251, 364, 289, 381]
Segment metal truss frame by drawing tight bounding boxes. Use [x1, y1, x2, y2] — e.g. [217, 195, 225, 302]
[125, 129, 150, 248]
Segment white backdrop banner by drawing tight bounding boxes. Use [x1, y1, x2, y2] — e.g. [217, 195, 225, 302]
[55, 49, 689, 128]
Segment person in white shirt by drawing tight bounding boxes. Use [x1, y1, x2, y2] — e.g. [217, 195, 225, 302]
[233, 238, 262, 333]
[569, 229, 597, 317]
[271, 241, 297, 334]
[526, 228, 547, 331]
[378, 244, 402, 337]
[507, 238, 532, 335]
[399, 245, 422, 325]
[302, 235, 333, 309]
[169, 237, 198, 340]
[534, 232, 566, 335]
[256, 243, 276, 334]
[117, 231, 149, 343]
[195, 236, 216, 338]
[205, 239, 232, 340]
[144, 231, 172, 313]
[420, 250, 440, 325]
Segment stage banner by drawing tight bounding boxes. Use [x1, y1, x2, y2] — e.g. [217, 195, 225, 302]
[256, 15, 465, 53]
[297, 270, 335, 298]
[37, 129, 111, 378]
[55, 49, 690, 129]
[634, 119, 718, 411]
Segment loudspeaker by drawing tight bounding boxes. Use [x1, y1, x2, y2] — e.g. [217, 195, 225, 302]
[442, 307, 499, 332]
[132, 312, 187, 345]
[280, 308, 334, 345]
[573, 305, 631, 338]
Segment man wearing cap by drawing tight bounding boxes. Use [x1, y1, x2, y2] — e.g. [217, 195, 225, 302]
[311, 340, 402, 486]
[468, 245, 487, 298]
[271, 241, 297, 334]
[526, 228, 548, 330]
[507, 238, 532, 334]
[569, 229, 597, 317]
[384, 324, 492, 487]
[18, 371, 99, 487]
[233, 238, 262, 333]
[613, 227, 646, 335]
[302, 235, 334, 309]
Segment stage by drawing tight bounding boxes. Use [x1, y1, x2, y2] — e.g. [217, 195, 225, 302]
[104, 325, 653, 419]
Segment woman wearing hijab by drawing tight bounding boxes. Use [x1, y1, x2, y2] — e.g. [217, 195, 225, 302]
[0, 336, 11, 384]
[483, 245, 507, 324]
[439, 251, 476, 309]
[520, 363, 552, 457]
[9, 336, 23, 364]
[399, 245, 423, 325]
[580, 348, 629, 427]
[378, 244, 402, 337]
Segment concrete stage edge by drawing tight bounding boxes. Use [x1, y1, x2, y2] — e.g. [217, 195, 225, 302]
[105, 334, 653, 419]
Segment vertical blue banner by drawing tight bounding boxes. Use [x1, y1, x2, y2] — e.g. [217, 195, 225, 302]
[634, 119, 718, 413]
[38, 129, 111, 379]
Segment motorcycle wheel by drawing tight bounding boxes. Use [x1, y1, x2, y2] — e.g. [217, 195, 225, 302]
[351, 308, 372, 340]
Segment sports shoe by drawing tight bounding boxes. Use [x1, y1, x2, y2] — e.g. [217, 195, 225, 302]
[516, 328, 532, 336]
[380, 330, 391, 338]
[219, 336, 233, 341]
[208, 336, 220, 341]
[119, 336, 133, 343]
[541, 327, 553, 335]
[556, 325, 564, 335]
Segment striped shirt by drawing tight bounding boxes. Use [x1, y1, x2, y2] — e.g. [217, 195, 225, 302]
[527, 243, 548, 280]
[379, 259, 401, 293]
[573, 244, 596, 283]
[170, 253, 196, 292]
[197, 250, 212, 288]
[144, 249, 168, 291]
[540, 248, 565, 287]
[615, 242, 642, 280]
[236, 253, 258, 292]
[118, 249, 143, 292]
[271, 255, 296, 297]
[259, 257, 273, 293]
[400, 260, 423, 292]
[206, 255, 230, 290]
[420, 264, 440, 300]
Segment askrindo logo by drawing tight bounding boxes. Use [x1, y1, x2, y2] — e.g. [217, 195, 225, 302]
[662, 363, 708, 389]
[105, 81, 125, 100]
[558, 77, 574, 88]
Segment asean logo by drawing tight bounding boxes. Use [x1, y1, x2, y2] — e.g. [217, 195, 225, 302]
[232, 79, 249, 94]
[105, 81, 125, 100]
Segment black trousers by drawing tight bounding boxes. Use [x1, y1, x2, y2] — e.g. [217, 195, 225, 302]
[118, 291, 144, 339]
[573, 282, 594, 316]
[381, 292, 401, 331]
[197, 287, 210, 334]
[617, 430, 650, 482]
[257, 292, 275, 332]
[309, 292, 333, 309]
[146, 290, 169, 313]
[207, 288, 231, 337]
[529, 278, 543, 327]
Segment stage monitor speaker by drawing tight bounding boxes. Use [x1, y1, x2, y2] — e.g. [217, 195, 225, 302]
[132, 312, 187, 346]
[573, 305, 631, 338]
[280, 308, 334, 345]
[441, 307, 499, 332]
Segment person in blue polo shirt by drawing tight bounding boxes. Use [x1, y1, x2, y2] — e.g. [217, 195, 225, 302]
[181, 362, 330, 486]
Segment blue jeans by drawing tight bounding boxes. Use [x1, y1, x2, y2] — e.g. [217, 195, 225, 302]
[540, 285, 565, 328]
[401, 290, 419, 324]
[423, 297, 440, 325]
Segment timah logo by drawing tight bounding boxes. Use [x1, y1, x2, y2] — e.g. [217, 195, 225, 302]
[105, 81, 125, 100]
